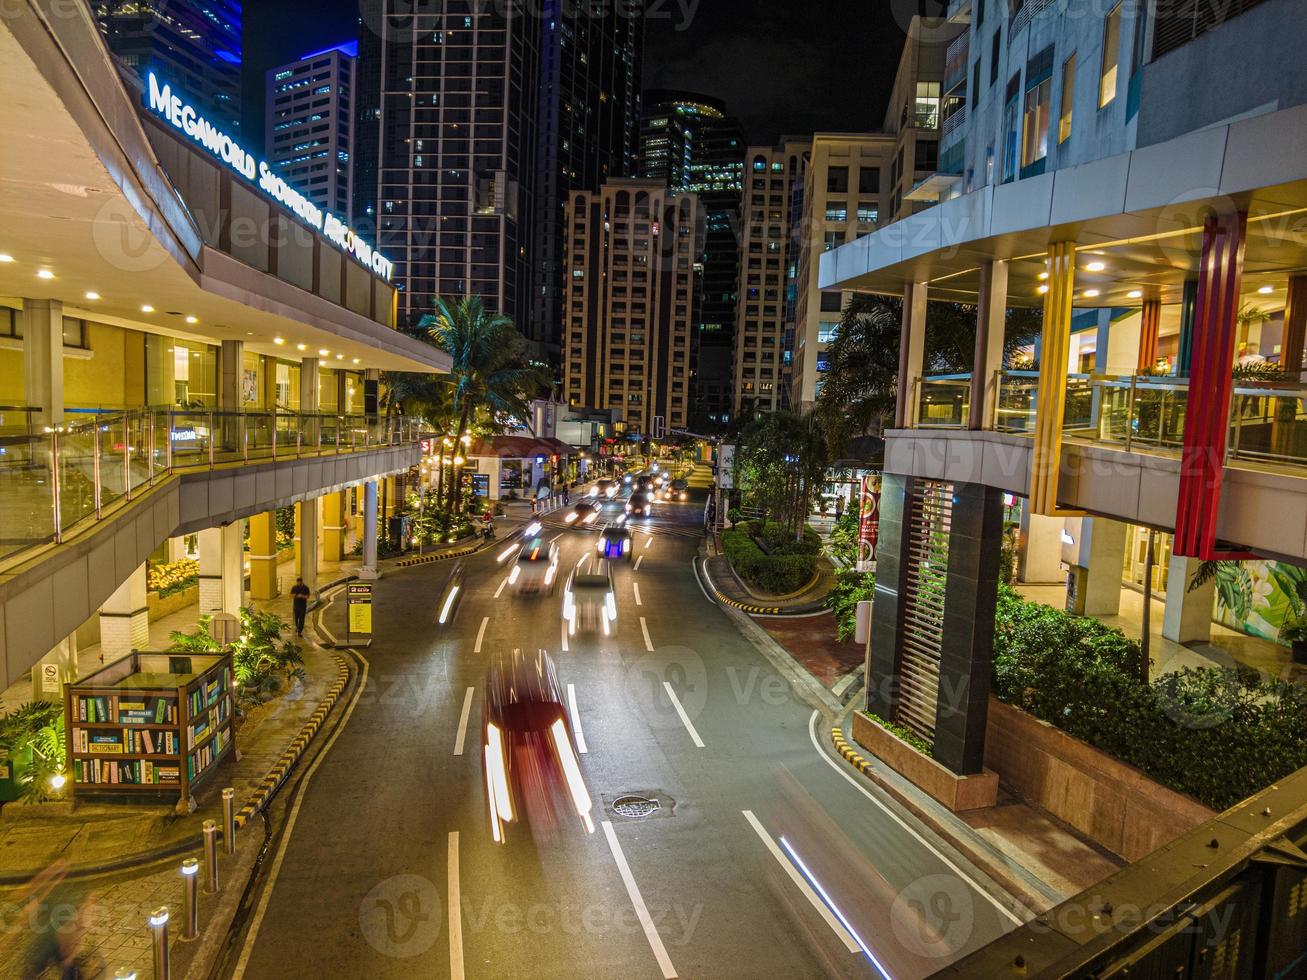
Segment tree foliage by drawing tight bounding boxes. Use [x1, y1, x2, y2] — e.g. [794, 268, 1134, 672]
[732, 410, 831, 538]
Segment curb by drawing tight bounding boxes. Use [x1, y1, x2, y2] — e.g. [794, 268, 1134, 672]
[831, 726, 877, 775]
[394, 542, 480, 567]
[234, 654, 349, 829]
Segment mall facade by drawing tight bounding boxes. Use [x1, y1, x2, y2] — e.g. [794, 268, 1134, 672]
[0, 4, 448, 697]
[821, 0, 1307, 774]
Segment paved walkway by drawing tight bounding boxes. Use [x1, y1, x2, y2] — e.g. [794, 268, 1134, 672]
[754, 611, 863, 690]
[1016, 583, 1303, 682]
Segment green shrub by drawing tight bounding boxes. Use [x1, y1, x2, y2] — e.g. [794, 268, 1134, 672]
[0, 702, 66, 802]
[722, 528, 817, 594]
[862, 711, 932, 756]
[171, 606, 305, 706]
[827, 567, 875, 642]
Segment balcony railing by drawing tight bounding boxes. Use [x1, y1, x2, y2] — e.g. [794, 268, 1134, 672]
[0, 408, 422, 566]
[915, 370, 1307, 471]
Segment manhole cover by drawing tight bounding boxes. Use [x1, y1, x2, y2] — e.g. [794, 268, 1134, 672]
[611, 795, 661, 818]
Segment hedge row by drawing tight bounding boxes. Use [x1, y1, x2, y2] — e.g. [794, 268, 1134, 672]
[722, 528, 817, 595]
[993, 584, 1307, 811]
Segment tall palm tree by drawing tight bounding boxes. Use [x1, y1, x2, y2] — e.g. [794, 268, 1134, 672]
[419, 297, 550, 512]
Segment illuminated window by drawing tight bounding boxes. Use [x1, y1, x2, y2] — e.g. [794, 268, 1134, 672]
[1058, 54, 1076, 143]
[1099, 3, 1122, 107]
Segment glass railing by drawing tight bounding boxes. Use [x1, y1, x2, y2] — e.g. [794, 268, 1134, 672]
[915, 375, 972, 428]
[0, 407, 422, 566]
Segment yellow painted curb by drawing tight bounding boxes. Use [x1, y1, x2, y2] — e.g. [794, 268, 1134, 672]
[395, 544, 478, 567]
[831, 727, 875, 776]
[235, 655, 349, 828]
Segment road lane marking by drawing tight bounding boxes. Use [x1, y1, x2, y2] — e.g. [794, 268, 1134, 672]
[634, 555, 644, 571]
[633, 582, 643, 606]
[644, 537, 653, 549]
[494, 576, 510, 599]
[231, 647, 369, 980]
[473, 616, 489, 653]
[807, 711, 1024, 925]
[691, 558, 714, 603]
[601, 821, 678, 979]
[779, 834, 889, 977]
[448, 832, 465, 979]
[640, 616, 654, 652]
[561, 619, 570, 652]
[742, 810, 860, 954]
[453, 687, 474, 756]
[662, 681, 704, 748]
[567, 683, 588, 753]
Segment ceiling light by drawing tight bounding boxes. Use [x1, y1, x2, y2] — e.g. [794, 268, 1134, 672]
[318, 348, 329, 356]
[85, 291, 100, 301]
[1037, 271, 1048, 280]
[352, 357, 360, 364]
[1085, 261, 1106, 272]
[1258, 285, 1274, 294]
[1083, 289, 1100, 298]
[1036, 284, 1049, 294]
[296, 343, 307, 351]
[335, 353, 344, 360]
[1127, 290, 1142, 299]
[141, 305, 155, 313]
[185, 315, 198, 324]
[37, 270, 54, 280]
[274, 336, 285, 345]
[0, 254, 13, 263]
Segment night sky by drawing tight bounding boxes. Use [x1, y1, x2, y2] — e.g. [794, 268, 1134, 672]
[243, 0, 906, 154]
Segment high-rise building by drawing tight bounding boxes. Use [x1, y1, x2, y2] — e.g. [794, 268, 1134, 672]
[93, 0, 242, 130]
[265, 42, 357, 219]
[533, 5, 644, 360]
[355, 3, 541, 332]
[562, 179, 704, 435]
[789, 133, 895, 409]
[640, 91, 743, 429]
[732, 139, 809, 417]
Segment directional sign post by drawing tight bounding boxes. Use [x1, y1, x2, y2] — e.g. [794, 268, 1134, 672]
[347, 583, 373, 648]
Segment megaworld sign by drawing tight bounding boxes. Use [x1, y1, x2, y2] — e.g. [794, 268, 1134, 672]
[146, 73, 394, 282]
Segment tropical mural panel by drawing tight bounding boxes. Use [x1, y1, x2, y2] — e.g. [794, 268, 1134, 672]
[1210, 559, 1307, 645]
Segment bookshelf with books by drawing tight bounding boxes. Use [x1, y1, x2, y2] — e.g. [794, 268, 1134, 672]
[64, 651, 236, 806]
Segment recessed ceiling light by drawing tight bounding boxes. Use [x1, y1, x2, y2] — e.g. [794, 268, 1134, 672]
[141, 304, 155, 313]
[335, 353, 344, 360]
[1083, 289, 1101, 298]
[1085, 261, 1106, 272]
[85, 291, 100, 301]
[274, 336, 285, 345]
[352, 357, 360, 364]
[37, 269, 54, 280]
[1036, 284, 1049, 294]
[185, 316, 199, 324]
[1127, 290, 1142, 299]
[1258, 285, 1274, 294]
[296, 343, 307, 351]
[1037, 271, 1048, 280]
[0, 254, 14, 263]
[318, 348, 329, 356]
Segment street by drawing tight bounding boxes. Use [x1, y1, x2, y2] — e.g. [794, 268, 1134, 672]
[223, 474, 1023, 979]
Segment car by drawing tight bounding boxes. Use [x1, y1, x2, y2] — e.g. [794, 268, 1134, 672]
[509, 538, 560, 595]
[635, 475, 654, 493]
[596, 523, 633, 559]
[625, 491, 652, 517]
[434, 561, 465, 625]
[565, 501, 600, 525]
[482, 648, 593, 844]
[595, 478, 618, 499]
[670, 478, 689, 502]
[563, 563, 617, 636]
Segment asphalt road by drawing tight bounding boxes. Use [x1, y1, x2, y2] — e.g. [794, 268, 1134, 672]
[224, 468, 1024, 979]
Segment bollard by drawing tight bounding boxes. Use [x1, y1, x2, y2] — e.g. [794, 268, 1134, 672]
[181, 858, 199, 941]
[202, 819, 219, 894]
[222, 787, 236, 855]
[148, 906, 170, 980]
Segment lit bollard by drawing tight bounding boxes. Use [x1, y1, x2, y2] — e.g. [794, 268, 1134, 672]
[222, 787, 236, 855]
[180, 858, 199, 941]
[202, 819, 219, 894]
[149, 906, 170, 980]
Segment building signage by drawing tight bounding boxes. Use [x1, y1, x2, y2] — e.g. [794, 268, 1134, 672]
[347, 583, 373, 644]
[146, 73, 394, 282]
[857, 474, 881, 572]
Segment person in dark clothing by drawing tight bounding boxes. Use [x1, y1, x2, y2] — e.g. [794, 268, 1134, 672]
[290, 577, 311, 636]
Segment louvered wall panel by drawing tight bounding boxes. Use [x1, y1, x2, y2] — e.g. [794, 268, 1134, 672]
[897, 479, 952, 742]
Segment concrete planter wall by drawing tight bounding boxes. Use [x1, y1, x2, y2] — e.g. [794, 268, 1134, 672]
[850, 711, 999, 812]
[983, 698, 1215, 861]
[146, 584, 200, 622]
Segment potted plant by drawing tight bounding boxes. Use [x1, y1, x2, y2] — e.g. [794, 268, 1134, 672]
[1280, 613, 1307, 664]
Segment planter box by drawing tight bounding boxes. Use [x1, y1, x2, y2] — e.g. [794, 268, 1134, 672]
[983, 698, 1214, 861]
[146, 584, 199, 621]
[851, 711, 998, 812]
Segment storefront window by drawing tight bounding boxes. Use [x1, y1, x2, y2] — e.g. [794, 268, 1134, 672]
[240, 351, 265, 408]
[146, 335, 216, 408]
[500, 460, 523, 490]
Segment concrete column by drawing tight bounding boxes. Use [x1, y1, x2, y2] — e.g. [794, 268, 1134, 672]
[99, 564, 149, 659]
[1163, 553, 1215, 644]
[22, 299, 64, 427]
[299, 497, 319, 593]
[322, 490, 346, 563]
[1062, 517, 1128, 616]
[198, 522, 244, 615]
[969, 260, 1008, 430]
[31, 635, 78, 702]
[219, 339, 244, 411]
[360, 480, 380, 580]
[895, 281, 928, 428]
[248, 511, 279, 600]
[1017, 505, 1065, 584]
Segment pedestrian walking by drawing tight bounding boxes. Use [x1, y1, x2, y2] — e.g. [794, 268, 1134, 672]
[290, 576, 311, 637]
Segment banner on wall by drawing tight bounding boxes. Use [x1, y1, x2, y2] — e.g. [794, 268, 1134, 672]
[856, 474, 881, 573]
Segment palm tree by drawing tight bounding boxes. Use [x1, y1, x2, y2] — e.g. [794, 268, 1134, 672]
[419, 297, 550, 512]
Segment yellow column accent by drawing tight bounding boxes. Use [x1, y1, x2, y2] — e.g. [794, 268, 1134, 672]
[322, 490, 346, 563]
[248, 511, 279, 600]
[294, 501, 303, 573]
[1029, 241, 1085, 517]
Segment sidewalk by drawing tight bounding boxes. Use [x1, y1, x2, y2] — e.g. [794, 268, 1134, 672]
[754, 611, 863, 690]
[1016, 583, 1304, 682]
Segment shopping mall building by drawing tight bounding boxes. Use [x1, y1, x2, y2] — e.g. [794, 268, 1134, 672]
[821, 0, 1307, 774]
[0, 6, 447, 697]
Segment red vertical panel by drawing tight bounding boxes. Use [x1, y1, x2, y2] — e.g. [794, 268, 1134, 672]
[1175, 212, 1247, 559]
[1136, 300, 1161, 371]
